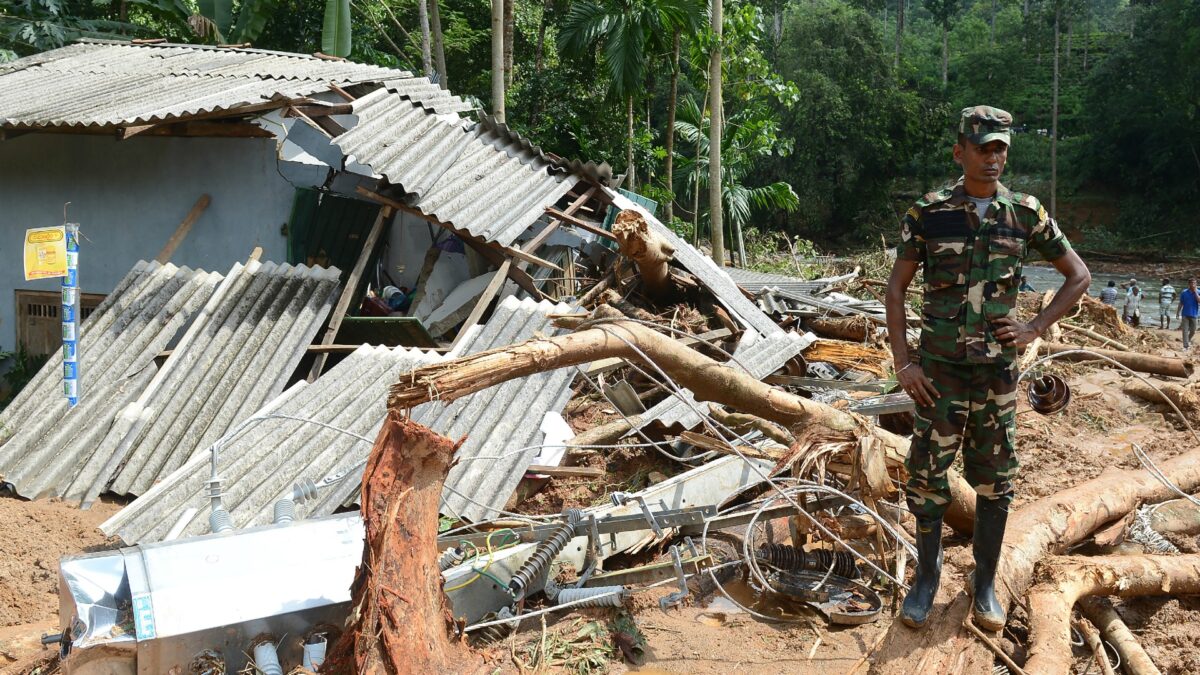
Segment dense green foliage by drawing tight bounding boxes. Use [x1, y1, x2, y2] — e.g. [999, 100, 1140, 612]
[1, 0, 1195, 251]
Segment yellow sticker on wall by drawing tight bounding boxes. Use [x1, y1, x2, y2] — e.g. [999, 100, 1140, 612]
[24, 225, 67, 280]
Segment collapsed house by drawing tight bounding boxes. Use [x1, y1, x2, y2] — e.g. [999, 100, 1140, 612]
[2, 39, 1195, 675]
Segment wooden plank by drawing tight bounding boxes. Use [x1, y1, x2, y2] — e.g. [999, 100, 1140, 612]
[329, 83, 357, 101]
[287, 107, 343, 138]
[307, 206, 394, 380]
[449, 259, 512, 351]
[155, 195, 211, 264]
[520, 186, 599, 256]
[248, 246, 264, 263]
[525, 465, 606, 479]
[544, 207, 617, 240]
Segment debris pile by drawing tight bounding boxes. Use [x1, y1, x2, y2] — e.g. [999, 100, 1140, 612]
[5, 186, 1199, 675]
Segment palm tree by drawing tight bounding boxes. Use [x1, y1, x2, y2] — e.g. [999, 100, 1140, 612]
[672, 95, 799, 242]
[558, 0, 702, 189]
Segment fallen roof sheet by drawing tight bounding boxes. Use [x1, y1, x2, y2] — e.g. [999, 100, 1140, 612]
[73, 260, 341, 504]
[415, 295, 581, 522]
[605, 190, 784, 337]
[332, 88, 579, 248]
[100, 345, 444, 543]
[105, 295, 581, 543]
[0, 40, 470, 130]
[725, 267, 832, 296]
[628, 330, 816, 435]
[0, 261, 222, 499]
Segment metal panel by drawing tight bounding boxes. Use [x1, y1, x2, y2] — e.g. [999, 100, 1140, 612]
[605, 190, 784, 337]
[331, 89, 579, 248]
[630, 331, 816, 434]
[0, 40, 471, 130]
[0, 262, 222, 499]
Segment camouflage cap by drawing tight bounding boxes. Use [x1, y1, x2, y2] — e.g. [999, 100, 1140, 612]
[959, 105, 1012, 146]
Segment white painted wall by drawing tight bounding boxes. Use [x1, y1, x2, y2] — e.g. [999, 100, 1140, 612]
[0, 133, 296, 352]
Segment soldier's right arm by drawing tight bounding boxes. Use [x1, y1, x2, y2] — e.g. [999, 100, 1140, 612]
[888, 206, 940, 407]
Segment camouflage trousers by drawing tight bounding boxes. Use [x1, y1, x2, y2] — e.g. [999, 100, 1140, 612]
[905, 358, 1019, 521]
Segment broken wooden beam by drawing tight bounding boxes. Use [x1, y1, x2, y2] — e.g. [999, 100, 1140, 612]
[1041, 341, 1193, 378]
[611, 209, 676, 301]
[309, 206, 394, 381]
[155, 194, 211, 264]
[545, 206, 618, 240]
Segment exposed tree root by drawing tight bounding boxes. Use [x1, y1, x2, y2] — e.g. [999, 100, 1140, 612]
[1024, 555, 1200, 674]
[1079, 596, 1162, 675]
[869, 451, 1200, 674]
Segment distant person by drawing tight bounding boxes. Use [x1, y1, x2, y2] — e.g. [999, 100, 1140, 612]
[1178, 277, 1199, 349]
[1019, 275, 1035, 292]
[1100, 280, 1118, 305]
[1124, 281, 1144, 326]
[1160, 278, 1177, 329]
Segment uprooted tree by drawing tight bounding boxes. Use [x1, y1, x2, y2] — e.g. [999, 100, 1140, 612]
[332, 306, 1197, 673]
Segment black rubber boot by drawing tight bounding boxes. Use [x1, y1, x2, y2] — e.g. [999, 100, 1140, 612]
[971, 496, 1010, 631]
[900, 517, 943, 628]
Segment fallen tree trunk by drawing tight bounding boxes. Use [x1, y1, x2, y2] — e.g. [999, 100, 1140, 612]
[1123, 380, 1200, 420]
[1041, 342, 1193, 378]
[1079, 596, 1162, 675]
[869, 450, 1200, 675]
[328, 414, 479, 675]
[1024, 555, 1200, 674]
[389, 310, 978, 533]
[612, 209, 675, 301]
[805, 316, 875, 343]
[1148, 495, 1200, 534]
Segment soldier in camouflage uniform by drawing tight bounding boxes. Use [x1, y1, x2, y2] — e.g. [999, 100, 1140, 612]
[884, 106, 1091, 631]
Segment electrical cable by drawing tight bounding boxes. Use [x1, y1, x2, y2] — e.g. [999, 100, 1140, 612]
[461, 560, 742, 633]
[587, 323, 907, 588]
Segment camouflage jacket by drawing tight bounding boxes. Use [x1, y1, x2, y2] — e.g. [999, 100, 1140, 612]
[897, 178, 1072, 364]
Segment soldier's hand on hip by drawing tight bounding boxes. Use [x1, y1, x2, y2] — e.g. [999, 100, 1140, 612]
[897, 364, 940, 407]
[993, 317, 1039, 348]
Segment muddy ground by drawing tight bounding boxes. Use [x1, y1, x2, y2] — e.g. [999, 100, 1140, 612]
[2, 333, 1199, 674]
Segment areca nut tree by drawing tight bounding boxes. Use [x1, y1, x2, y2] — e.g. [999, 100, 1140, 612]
[672, 94, 799, 244]
[558, 0, 702, 190]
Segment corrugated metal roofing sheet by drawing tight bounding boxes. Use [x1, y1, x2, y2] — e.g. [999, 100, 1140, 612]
[629, 331, 816, 434]
[417, 295, 581, 522]
[99, 345, 444, 543]
[605, 190, 784, 337]
[0, 261, 222, 499]
[58, 260, 341, 506]
[724, 267, 832, 296]
[332, 88, 579, 248]
[103, 295, 581, 543]
[0, 40, 471, 129]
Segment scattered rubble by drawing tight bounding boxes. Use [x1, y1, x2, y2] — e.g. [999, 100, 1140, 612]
[2, 177, 1198, 675]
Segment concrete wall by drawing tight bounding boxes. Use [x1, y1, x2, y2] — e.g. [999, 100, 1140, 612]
[0, 133, 296, 352]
